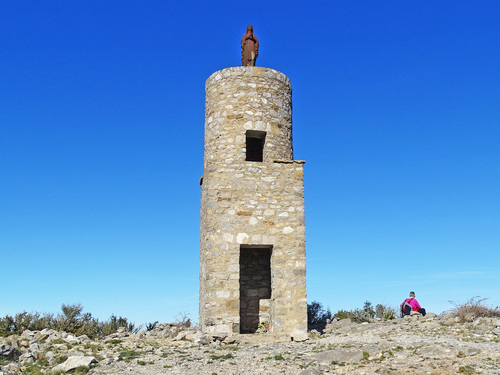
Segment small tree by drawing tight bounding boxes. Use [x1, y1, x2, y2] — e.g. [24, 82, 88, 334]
[363, 301, 375, 319]
[307, 301, 332, 331]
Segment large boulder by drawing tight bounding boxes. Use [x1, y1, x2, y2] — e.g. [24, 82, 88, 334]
[291, 327, 308, 342]
[193, 332, 211, 345]
[52, 356, 97, 373]
[20, 330, 36, 340]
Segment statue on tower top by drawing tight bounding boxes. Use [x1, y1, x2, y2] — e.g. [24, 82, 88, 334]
[241, 25, 259, 66]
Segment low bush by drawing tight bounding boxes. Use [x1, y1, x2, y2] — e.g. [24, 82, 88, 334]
[333, 310, 350, 320]
[0, 304, 139, 339]
[333, 301, 396, 322]
[375, 304, 396, 320]
[145, 321, 159, 332]
[449, 297, 500, 322]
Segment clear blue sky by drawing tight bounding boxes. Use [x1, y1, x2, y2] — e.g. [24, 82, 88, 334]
[2, 1, 499, 326]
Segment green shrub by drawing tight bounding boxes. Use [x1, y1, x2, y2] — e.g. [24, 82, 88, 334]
[333, 310, 351, 320]
[383, 310, 396, 320]
[376, 304, 397, 320]
[307, 301, 332, 330]
[363, 301, 376, 318]
[56, 355, 68, 364]
[459, 365, 476, 374]
[333, 301, 396, 323]
[99, 314, 139, 336]
[118, 350, 142, 362]
[0, 315, 14, 336]
[73, 366, 90, 374]
[21, 364, 44, 375]
[0, 304, 139, 339]
[145, 321, 159, 332]
[349, 309, 372, 323]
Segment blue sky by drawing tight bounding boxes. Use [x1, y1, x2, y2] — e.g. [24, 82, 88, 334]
[1, 1, 499, 326]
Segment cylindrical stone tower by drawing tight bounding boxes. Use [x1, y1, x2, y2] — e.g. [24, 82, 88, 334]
[200, 66, 307, 340]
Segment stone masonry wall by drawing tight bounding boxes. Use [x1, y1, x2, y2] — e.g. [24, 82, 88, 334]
[204, 67, 293, 167]
[200, 67, 307, 340]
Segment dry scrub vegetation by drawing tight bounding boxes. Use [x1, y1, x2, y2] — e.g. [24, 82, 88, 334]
[448, 296, 500, 322]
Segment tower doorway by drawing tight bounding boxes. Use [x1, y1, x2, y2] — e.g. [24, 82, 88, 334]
[239, 245, 272, 333]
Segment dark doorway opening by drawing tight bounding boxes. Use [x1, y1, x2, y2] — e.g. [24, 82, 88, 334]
[245, 130, 266, 162]
[239, 245, 272, 333]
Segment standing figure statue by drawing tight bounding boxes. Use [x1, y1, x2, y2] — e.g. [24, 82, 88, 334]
[241, 25, 259, 66]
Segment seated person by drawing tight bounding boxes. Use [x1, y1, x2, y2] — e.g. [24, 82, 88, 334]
[400, 291, 426, 316]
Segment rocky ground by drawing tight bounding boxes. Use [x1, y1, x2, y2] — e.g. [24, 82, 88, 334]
[1, 313, 500, 375]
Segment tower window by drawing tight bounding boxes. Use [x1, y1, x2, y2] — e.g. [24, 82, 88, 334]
[245, 130, 266, 162]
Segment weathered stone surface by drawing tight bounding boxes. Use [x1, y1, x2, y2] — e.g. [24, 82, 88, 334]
[52, 355, 96, 373]
[193, 332, 211, 345]
[416, 345, 458, 358]
[291, 328, 308, 342]
[172, 332, 187, 341]
[298, 369, 321, 375]
[200, 66, 307, 338]
[67, 349, 84, 356]
[2, 318, 500, 374]
[20, 329, 36, 340]
[314, 348, 365, 364]
[18, 351, 35, 364]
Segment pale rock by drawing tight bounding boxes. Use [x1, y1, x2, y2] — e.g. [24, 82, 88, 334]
[77, 334, 90, 342]
[236, 232, 249, 244]
[65, 334, 80, 344]
[291, 328, 308, 342]
[173, 332, 187, 341]
[222, 336, 237, 344]
[466, 347, 481, 356]
[193, 332, 211, 345]
[20, 330, 35, 340]
[18, 351, 35, 364]
[52, 356, 97, 373]
[417, 346, 457, 358]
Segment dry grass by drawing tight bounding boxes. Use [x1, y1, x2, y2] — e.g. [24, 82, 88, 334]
[448, 296, 500, 322]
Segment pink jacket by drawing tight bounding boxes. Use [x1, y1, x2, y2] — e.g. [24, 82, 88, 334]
[401, 298, 421, 311]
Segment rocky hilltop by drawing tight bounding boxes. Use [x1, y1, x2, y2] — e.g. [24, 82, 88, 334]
[1, 313, 500, 374]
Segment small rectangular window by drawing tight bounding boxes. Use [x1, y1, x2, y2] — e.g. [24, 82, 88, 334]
[246, 130, 266, 162]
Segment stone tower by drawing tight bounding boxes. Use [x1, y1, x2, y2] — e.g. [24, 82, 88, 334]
[200, 66, 307, 340]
